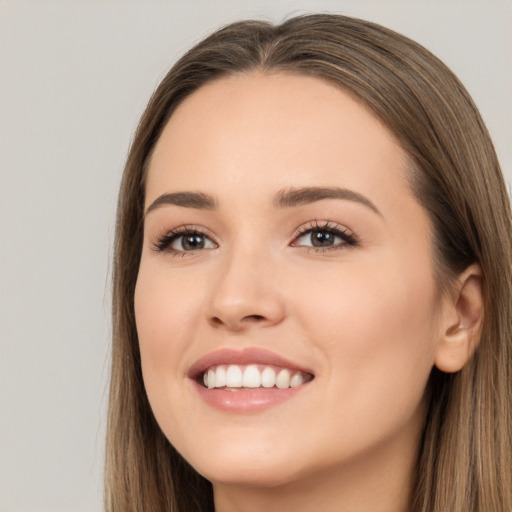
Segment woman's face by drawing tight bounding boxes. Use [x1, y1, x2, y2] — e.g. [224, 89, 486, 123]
[135, 73, 443, 488]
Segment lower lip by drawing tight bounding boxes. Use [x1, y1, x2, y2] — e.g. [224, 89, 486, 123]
[192, 380, 309, 413]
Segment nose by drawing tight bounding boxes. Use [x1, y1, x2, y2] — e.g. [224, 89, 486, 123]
[205, 247, 286, 332]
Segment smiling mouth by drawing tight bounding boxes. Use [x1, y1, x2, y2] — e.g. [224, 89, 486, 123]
[201, 364, 314, 390]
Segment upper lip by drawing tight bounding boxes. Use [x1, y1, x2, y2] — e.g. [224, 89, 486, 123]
[188, 347, 314, 379]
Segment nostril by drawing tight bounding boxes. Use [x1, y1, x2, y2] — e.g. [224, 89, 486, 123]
[209, 314, 266, 329]
[243, 315, 265, 322]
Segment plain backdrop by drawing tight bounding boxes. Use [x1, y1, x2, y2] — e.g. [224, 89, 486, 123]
[0, 1, 510, 511]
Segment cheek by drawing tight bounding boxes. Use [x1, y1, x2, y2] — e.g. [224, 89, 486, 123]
[295, 260, 438, 414]
[133, 263, 204, 440]
[133, 262, 203, 414]
[300, 258, 437, 343]
[135, 263, 201, 357]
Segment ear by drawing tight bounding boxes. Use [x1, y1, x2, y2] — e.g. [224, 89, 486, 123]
[434, 264, 484, 373]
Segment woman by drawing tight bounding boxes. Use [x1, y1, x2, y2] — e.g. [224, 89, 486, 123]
[105, 14, 512, 512]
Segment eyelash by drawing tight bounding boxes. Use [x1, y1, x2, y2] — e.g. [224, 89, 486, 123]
[291, 221, 358, 253]
[152, 221, 358, 256]
[152, 225, 215, 255]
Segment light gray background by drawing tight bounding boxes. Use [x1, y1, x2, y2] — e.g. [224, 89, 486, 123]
[0, 1, 510, 511]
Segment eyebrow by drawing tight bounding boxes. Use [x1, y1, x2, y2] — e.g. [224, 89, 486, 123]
[273, 186, 382, 216]
[145, 191, 218, 215]
[145, 186, 381, 216]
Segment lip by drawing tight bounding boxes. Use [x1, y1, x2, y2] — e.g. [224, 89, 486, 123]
[188, 347, 314, 413]
[187, 347, 314, 379]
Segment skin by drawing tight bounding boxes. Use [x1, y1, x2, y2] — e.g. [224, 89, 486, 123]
[135, 72, 481, 512]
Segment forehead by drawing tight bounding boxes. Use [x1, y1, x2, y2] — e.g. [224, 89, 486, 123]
[146, 72, 410, 207]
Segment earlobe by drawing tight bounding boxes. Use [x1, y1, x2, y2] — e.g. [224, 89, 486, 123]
[434, 264, 484, 373]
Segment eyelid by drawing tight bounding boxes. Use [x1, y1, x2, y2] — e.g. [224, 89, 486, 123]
[290, 220, 358, 250]
[150, 220, 358, 255]
[151, 224, 219, 254]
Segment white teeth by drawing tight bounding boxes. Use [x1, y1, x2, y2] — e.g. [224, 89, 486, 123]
[225, 365, 243, 387]
[202, 364, 311, 389]
[261, 366, 276, 388]
[290, 372, 304, 388]
[215, 365, 227, 387]
[242, 365, 261, 388]
[207, 369, 216, 389]
[276, 368, 291, 389]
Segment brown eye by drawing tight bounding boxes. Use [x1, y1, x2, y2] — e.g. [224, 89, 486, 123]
[308, 230, 338, 247]
[171, 233, 216, 251]
[292, 224, 358, 252]
[295, 229, 344, 248]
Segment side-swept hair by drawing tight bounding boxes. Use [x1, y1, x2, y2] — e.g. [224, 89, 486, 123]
[106, 14, 512, 512]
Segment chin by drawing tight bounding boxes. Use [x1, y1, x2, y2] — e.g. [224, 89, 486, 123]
[177, 435, 311, 488]
[197, 458, 306, 489]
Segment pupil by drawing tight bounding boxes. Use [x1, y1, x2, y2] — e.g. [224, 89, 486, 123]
[312, 231, 334, 247]
[183, 234, 204, 250]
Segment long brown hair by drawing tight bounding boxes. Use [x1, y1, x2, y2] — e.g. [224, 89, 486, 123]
[106, 14, 512, 512]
